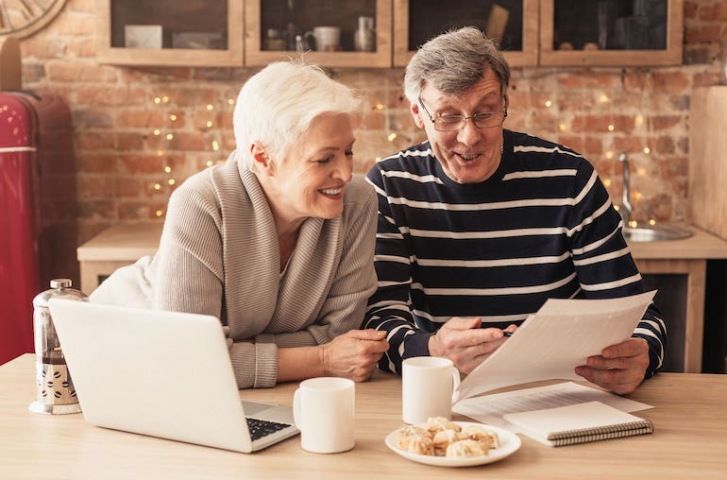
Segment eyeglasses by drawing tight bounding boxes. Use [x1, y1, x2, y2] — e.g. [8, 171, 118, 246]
[418, 96, 507, 132]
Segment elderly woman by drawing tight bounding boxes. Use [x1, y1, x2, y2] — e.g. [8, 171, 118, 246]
[91, 62, 388, 388]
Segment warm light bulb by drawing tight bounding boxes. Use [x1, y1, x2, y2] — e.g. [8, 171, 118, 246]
[603, 179, 612, 187]
[643, 147, 650, 154]
[206, 160, 214, 167]
[206, 104, 214, 111]
[599, 94, 610, 103]
[206, 121, 213, 128]
[635, 115, 644, 126]
[168, 179, 175, 186]
[607, 124, 615, 132]
[605, 151, 613, 159]
[212, 141, 220, 151]
[375, 156, 382, 162]
[387, 133, 397, 142]
[648, 219, 656, 226]
[164, 166, 171, 173]
[153, 183, 161, 190]
[559, 123, 567, 131]
[153, 129, 161, 136]
[545, 100, 552, 108]
[154, 97, 162, 104]
[166, 133, 173, 140]
[170, 114, 177, 121]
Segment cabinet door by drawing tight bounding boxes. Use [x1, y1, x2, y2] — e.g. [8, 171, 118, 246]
[540, 0, 683, 66]
[393, 0, 538, 68]
[244, 0, 392, 68]
[95, 0, 244, 67]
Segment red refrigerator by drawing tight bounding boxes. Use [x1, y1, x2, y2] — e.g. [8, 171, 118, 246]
[0, 91, 78, 365]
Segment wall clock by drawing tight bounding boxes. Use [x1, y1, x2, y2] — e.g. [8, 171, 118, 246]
[0, 0, 68, 39]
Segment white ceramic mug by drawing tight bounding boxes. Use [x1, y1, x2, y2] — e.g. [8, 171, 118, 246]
[402, 357, 461, 424]
[305, 26, 341, 51]
[293, 377, 355, 453]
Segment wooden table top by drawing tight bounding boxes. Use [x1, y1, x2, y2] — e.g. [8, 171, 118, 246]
[1, 354, 726, 479]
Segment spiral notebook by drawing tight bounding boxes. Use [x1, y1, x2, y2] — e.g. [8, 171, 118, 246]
[503, 401, 653, 447]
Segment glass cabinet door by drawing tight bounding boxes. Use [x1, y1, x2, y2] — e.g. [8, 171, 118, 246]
[393, 0, 538, 67]
[96, 0, 244, 67]
[245, 0, 392, 68]
[540, 0, 683, 66]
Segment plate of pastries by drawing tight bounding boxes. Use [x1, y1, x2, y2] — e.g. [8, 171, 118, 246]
[385, 417, 521, 467]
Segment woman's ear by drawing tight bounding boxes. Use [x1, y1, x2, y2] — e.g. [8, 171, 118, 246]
[250, 143, 274, 175]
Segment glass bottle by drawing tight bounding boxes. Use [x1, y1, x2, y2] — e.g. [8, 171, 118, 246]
[29, 279, 88, 415]
[354, 16, 375, 52]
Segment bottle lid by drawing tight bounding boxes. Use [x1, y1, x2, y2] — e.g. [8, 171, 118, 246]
[33, 278, 88, 307]
[50, 279, 72, 289]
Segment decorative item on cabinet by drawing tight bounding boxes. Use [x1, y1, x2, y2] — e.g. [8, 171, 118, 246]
[354, 16, 375, 52]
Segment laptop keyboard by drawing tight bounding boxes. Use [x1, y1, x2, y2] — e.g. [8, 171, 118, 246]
[246, 417, 292, 441]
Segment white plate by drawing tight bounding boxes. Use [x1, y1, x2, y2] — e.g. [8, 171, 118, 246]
[385, 421, 521, 467]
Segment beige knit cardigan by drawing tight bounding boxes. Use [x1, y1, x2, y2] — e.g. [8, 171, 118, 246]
[91, 152, 378, 388]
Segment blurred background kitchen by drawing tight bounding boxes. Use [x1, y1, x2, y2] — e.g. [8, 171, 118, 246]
[1, 0, 726, 371]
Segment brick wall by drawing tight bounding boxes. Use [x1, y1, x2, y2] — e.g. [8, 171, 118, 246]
[16, 0, 727, 244]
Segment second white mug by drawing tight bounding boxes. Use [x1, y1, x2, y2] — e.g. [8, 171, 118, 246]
[293, 377, 355, 453]
[402, 356, 460, 425]
[305, 26, 341, 51]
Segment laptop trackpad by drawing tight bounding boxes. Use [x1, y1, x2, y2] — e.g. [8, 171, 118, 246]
[241, 401, 276, 416]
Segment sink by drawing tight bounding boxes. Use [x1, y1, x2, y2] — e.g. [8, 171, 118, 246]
[622, 224, 693, 243]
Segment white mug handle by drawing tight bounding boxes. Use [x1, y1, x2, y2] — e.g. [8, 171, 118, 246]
[451, 368, 461, 403]
[293, 387, 303, 430]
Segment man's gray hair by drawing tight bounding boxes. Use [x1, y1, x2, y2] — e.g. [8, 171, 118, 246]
[404, 26, 511, 103]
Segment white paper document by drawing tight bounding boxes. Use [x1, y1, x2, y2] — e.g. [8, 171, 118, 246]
[453, 381, 653, 430]
[454, 291, 656, 402]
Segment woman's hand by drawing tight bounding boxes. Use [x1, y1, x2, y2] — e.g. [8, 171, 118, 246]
[320, 329, 389, 382]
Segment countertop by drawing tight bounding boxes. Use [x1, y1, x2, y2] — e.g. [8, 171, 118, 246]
[77, 223, 727, 263]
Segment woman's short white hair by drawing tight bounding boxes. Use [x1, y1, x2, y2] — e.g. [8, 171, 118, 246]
[233, 62, 360, 170]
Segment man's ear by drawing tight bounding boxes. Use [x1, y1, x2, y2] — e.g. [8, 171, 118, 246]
[410, 101, 425, 129]
[250, 143, 274, 174]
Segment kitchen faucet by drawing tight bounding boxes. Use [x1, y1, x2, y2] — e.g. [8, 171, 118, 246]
[619, 152, 632, 225]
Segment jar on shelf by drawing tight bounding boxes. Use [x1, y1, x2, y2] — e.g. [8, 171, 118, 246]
[264, 29, 287, 51]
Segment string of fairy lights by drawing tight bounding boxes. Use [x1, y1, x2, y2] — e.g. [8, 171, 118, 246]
[542, 88, 660, 228]
[145, 84, 664, 225]
[148, 94, 235, 218]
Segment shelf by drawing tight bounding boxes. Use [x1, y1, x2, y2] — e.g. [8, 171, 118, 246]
[539, 0, 683, 67]
[393, 0, 539, 68]
[96, 0, 244, 67]
[244, 0, 392, 68]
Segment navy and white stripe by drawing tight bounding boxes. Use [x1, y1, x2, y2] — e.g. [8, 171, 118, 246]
[364, 130, 666, 376]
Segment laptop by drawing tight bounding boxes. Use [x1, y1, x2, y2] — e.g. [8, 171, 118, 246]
[47, 299, 299, 453]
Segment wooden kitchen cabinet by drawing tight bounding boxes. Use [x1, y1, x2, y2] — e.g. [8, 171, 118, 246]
[628, 227, 727, 373]
[95, 0, 244, 67]
[539, 0, 683, 67]
[96, 0, 685, 69]
[244, 0, 392, 68]
[393, 0, 539, 67]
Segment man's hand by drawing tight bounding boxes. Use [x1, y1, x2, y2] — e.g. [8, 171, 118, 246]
[428, 317, 516, 373]
[320, 329, 389, 382]
[575, 338, 650, 394]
